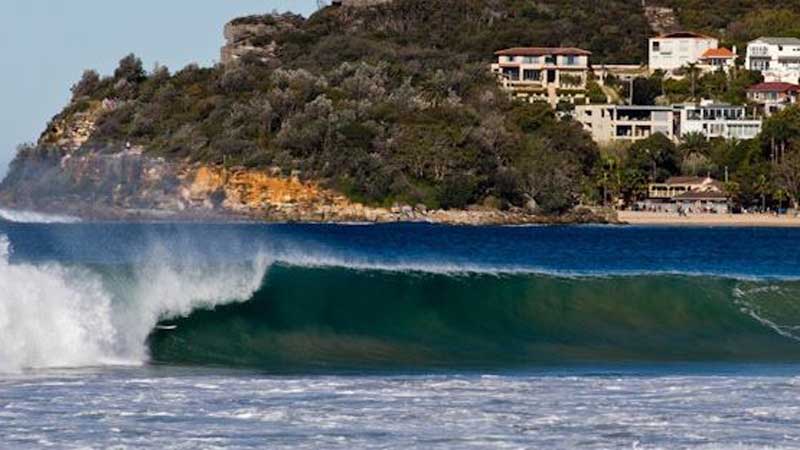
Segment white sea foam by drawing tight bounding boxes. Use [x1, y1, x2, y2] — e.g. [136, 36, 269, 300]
[0, 234, 269, 373]
[0, 207, 80, 224]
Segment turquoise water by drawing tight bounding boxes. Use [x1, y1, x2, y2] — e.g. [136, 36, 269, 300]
[2, 221, 800, 448]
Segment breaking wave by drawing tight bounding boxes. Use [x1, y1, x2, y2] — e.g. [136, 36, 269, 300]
[0, 234, 268, 372]
[0, 207, 80, 224]
[3, 231, 800, 372]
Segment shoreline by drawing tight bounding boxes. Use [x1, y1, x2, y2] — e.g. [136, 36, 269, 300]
[618, 211, 800, 227]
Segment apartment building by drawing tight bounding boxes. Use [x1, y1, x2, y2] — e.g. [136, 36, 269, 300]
[746, 37, 800, 84]
[677, 102, 762, 140]
[491, 47, 592, 106]
[574, 104, 675, 144]
[649, 32, 719, 73]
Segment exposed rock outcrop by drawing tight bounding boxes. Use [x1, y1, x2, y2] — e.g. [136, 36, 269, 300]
[220, 14, 303, 65]
[0, 148, 617, 225]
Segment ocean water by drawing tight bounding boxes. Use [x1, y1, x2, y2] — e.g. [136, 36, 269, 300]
[3, 219, 800, 448]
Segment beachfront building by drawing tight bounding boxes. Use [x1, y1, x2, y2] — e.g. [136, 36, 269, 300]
[747, 82, 800, 117]
[745, 37, 800, 84]
[574, 104, 675, 144]
[697, 47, 737, 73]
[491, 47, 592, 106]
[645, 176, 730, 214]
[649, 32, 719, 73]
[677, 102, 762, 140]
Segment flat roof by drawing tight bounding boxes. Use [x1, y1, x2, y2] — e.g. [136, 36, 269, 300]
[495, 47, 592, 56]
[753, 37, 800, 46]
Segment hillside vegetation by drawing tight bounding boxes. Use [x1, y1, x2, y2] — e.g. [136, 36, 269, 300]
[19, 0, 800, 214]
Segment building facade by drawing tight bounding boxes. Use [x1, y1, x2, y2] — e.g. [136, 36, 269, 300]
[649, 32, 719, 73]
[574, 105, 675, 144]
[646, 176, 730, 214]
[747, 82, 800, 117]
[677, 102, 762, 140]
[745, 37, 800, 84]
[491, 47, 592, 106]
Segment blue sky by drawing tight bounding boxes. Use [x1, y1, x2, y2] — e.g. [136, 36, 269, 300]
[0, 0, 317, 178]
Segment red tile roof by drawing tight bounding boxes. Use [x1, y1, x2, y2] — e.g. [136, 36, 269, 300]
[747, 82, 800, 93]
[701, 48, 735, 59]
[495, 47, 592, 57]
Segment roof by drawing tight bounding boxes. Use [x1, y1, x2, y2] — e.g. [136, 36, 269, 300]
[753, 37, 800, 46]
[494, 47, 592, 57]
[747, 82, 800, 93]
[665, 176, 711, 185]
[655, 31, 715, 40]
[701, 48, 735, 59]
[675, 191, 729, 200]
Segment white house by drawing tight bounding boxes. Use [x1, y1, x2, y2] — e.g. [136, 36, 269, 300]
[649, 32, 719, 73]
[745, 37, 800, 84]
[677, 101, 762, 140]
[698, 47, 737, 73]
[574, 105, 675, 144]
[491, 47, 592, 106]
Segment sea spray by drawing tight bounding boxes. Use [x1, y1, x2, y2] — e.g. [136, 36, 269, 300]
[0, 233, 270, 372]
[0, 207, 80, 224]
[0, 235, 117, 371]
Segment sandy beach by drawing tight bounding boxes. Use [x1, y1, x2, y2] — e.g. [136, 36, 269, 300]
[619, 211, 800, 227]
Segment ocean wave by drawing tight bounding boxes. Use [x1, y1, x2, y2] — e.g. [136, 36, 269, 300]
[4, 230, 800, 372]
[0, 207, 80, 224]
[0, 233, 269, 373]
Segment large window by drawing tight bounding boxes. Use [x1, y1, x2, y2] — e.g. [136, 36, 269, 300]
[564, 55, 577, 65]
[652, 41, 660, 52]
[522, 69, 541, 81]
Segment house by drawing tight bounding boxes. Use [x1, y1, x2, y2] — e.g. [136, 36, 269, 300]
[698, 47, 737, 73]
[491, 47, 592, 106]
[646, 176, 730, 214]
[677, 101, 762, 140]
[574, 105, 675, 144]
[649, 32, 719, 73]
[745, 37, 800, 84]
[747, 82, 800, 117]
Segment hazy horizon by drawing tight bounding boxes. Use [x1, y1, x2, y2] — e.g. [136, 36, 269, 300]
[0, 0, 317, 179]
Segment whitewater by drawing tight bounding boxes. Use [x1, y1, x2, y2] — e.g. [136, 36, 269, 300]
[4, 222, 800, 448]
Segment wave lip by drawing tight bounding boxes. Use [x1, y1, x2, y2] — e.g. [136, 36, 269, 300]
[0, 207, 80, 224]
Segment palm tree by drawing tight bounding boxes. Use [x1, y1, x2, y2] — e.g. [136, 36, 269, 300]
[678, 132, 710, 175]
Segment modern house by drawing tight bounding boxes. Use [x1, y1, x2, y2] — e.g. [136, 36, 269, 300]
[491, 47, 592, 106]
[649, 32, 719, 73]
[574, 105, 675, 144]
[745, 37, 800, 84]
[646, 176, 730, 214]
[677, 102, 762, 140]
[698, 47, 737, 73]
[747, 82, 800, 117]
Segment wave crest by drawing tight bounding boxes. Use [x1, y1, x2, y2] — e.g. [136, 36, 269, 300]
[0, 234, 269, 372]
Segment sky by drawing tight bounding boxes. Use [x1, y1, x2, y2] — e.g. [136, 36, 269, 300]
[0, 0, 318, 178]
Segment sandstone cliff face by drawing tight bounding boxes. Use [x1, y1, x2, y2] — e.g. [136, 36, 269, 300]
[0, 147, 616, 225]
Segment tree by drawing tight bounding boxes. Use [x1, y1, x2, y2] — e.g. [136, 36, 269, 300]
[679, 132, 712, 175]
[776, 145, 800, 211]
[114, 54, 146, 83]
[71, 70, 101, 98]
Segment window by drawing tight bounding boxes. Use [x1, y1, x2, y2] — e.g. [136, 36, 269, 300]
[523, 70, 541, 81]
[564, 55, 577, 65]
[653, 41, 660, 52]
[522, 56, 538, 64]
[544, 55, 556, 65]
